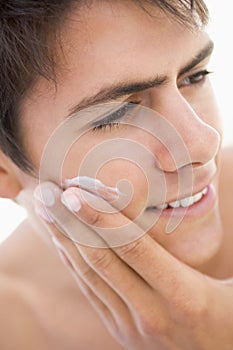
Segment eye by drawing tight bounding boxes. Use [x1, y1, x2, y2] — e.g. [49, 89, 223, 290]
[178, 69, 212, 88]
[91, 101, 140, 131]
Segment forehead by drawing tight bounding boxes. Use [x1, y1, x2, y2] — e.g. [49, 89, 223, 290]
[59, 2, 206, 80]
[25, 1, 209, 122]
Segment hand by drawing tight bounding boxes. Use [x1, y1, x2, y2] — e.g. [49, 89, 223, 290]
[34, 180, 233, 350]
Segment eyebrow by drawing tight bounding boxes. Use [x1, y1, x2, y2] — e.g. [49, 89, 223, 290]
[68, 40, 214, 117]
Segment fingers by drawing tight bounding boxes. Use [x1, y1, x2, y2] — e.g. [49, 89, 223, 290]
[34, 182, 160, 308]
[34, 182, 107, 247]
[55, 228, 168, 327]
[34, 182, 153, 305]
[33, 180, 220, 348]
[61, 186, 145, 247]
[34, 180, 201, 306]
[63, 175, 121, 202]
[35, 179, 144, 247]
[51, 235, 126, 336]
[53, 236, 123, 335]
[36, 204, 131, 334]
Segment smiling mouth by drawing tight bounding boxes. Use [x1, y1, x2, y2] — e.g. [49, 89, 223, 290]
[148, 187, 208, 210]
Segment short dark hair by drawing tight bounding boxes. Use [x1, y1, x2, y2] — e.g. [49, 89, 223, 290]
[0, 0, 209, 174]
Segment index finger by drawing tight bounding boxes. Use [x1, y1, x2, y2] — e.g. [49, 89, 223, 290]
[37, 181, 203, 302]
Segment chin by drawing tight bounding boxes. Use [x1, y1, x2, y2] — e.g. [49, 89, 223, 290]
[149, 206, 223, 270]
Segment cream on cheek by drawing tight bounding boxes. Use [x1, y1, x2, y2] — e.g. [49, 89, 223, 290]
[62, 136, 150, 221]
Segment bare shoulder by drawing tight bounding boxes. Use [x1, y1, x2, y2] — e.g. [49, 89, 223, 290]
[0, 223, 56, 349]
[0, 274, 51, 350]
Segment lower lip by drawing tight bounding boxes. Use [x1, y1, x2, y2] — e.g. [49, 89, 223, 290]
[147, 185, 217, 220]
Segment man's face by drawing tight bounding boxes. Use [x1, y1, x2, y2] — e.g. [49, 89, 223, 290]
[20, 2, 223, 268]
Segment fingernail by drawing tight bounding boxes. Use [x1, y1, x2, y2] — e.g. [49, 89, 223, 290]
[61, 191, 82, 212]
[35, 205, 54, 223]
[34, 185, 55, 207]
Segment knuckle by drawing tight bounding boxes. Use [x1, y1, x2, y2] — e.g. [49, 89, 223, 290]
[85, 210, 103, 227]
[80, 191, 106, 227]
[81, 263, 96, 280]
[115, 239, 145, 259]
[80, 265, 101, 289]
[85, 249, 113, 272]
[114, 322, 138, 344]
[171, 289, 208, 327]
[186, 298, 208, 324]
[138, 313, 168, 338]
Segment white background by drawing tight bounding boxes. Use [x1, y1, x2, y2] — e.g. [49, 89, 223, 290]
[0, 0, 232, 244]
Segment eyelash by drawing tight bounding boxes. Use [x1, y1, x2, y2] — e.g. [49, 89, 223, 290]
[92, 69, 212, 132]
[92, 102, 140, 131]
[178, 69, 212, 87]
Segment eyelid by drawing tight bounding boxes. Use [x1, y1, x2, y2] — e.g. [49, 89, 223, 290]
[91, 101, 139, 130]
[178, 53, 212, 80]
[177, 67, 212, 87]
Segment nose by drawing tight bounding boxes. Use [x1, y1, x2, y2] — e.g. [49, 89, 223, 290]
[149, 91, 221, 172]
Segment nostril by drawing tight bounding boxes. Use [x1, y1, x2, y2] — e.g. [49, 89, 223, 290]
[153, 124, 221, 172]
[148, 93, 222, 170]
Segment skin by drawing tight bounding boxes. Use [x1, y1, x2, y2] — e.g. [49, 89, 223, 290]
[0, 2, 233, 349]
[20, 1, 222, 267]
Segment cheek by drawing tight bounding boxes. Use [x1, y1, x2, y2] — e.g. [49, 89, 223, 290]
[62, 137, 149, 220]
[98, 160, 149, 220]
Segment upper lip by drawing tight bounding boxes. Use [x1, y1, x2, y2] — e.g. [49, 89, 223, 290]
[149, 165, 217, 207]
[165, 184, 208, 205]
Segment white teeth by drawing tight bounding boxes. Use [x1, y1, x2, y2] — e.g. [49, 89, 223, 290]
[154, 186, 208, 210]
[180, 196, 194, 208]
[202, 187, 208, 195]
[169, 201, 180, 208]
[193, 192, 202, 203]
[156, 203, 168, 209]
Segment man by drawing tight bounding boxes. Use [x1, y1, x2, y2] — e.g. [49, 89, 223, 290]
[0, 0, 233, 349]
